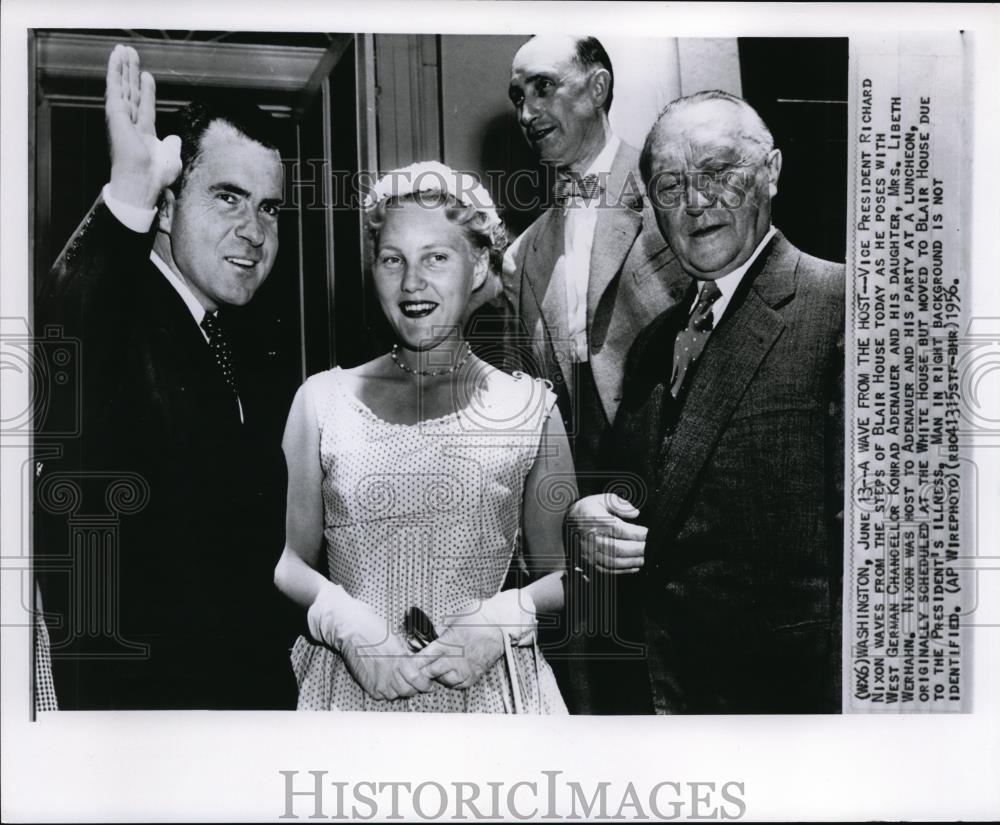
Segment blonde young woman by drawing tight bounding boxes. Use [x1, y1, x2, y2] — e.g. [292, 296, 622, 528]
[273, 162, 574, 712]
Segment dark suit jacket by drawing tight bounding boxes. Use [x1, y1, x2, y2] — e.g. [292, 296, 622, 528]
[35, 199, 295, 709]
[611, 231, 845, 714]
[503, 142, 685, 438]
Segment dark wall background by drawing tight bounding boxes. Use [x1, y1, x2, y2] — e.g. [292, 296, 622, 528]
[440, 34, 545, 239]
[739, 37, 849, 263]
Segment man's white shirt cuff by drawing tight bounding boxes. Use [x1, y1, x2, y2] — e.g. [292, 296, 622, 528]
[102, 183, 157, 234]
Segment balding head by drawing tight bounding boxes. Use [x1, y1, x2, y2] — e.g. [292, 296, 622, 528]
[508, 35, 614, 171]
[640, 91, 774, 185]
[639, 91, 782, 280]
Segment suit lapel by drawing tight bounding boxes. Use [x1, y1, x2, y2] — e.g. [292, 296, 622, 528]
[586, 145, 645, 332]
[646, 233, 800, 544]
[523, 207, 571, 395]
[141, 261, 244, 425]
[144, 261, 212, 358]
[590, 268, 694, 428]
[628, 292, 694, 474]
[587, 208, 643, 332]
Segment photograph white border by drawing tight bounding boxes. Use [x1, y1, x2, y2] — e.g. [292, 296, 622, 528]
[3, 2, 999, 821]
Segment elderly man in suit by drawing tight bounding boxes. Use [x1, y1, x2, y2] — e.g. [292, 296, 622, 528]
[568, 90, 845, 713]
[36, 46, 295, 709]
[501, 35, 684, 713]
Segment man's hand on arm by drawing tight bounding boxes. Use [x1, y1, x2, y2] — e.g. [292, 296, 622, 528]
[566, 493, 647, 575]
[105, 44, 181, 212]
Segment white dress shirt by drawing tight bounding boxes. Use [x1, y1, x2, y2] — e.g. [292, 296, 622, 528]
[559, 135, 621, 363]
[694, 224, 777, 324]
[102, 183, 244, 422]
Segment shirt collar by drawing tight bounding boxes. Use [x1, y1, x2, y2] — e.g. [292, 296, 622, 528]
[558, 135, 621, 213]
[582, 134, 620, 179]
[149, 250, 212, 329]
[695, 224, 777, 316]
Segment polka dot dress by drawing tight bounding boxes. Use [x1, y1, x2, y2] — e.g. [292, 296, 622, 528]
[35, 605, 59, 712]
[290, 366, 568, 714]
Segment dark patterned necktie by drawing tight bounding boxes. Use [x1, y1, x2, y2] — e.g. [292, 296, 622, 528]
[200, 313, 239, 396]
[670, 280, 722, 399]
[553, 173, 603, 204]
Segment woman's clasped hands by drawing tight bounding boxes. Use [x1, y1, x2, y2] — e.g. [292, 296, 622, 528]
[307, 582, 430, 701]
[307, 583, 536, 701]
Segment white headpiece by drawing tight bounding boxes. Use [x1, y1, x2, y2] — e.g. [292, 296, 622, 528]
[363, 161, 503, 246]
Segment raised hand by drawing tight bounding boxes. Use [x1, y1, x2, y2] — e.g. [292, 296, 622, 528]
[566, 493, 647, 574]
[105, 44, 182, 209]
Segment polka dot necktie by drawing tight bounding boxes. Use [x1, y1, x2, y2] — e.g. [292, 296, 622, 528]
[670, 279, 722, 399]
[200, 313, 240, 397]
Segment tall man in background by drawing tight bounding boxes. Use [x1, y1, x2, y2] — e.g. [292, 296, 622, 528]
[504, 34, 682, 484]
[36, 45, 295, 709]
[503, 35, 684, 713]
[568, 91, 845, 713]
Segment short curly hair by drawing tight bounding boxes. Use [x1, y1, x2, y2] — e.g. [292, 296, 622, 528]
[366, 190, 507, 274]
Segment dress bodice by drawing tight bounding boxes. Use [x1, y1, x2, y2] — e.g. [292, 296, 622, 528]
[291, 364, 567, 713]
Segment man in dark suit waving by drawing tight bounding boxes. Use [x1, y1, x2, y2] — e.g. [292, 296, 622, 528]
[36, 45, 294, 709]
[568, 91, 845, 713]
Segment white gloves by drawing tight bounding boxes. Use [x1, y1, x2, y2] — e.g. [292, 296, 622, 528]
[418, 588, 537, 690]
[307, 582, 538, 697]
[306, 581, 432, 701]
